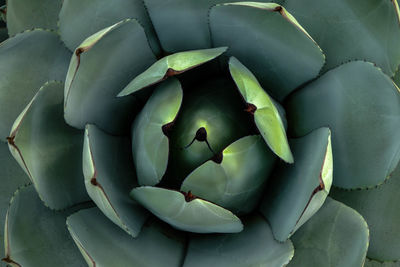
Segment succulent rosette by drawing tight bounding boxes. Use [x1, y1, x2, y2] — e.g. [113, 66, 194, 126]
[1, 0, 400, 266]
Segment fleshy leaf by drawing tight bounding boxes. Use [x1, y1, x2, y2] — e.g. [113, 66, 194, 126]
[364, 259, 400, 267]
[209, 2, 324, 101]
[64, 19, 156, 134]
[131, 78, 183, 186]
[260, 127, 333, 241]
[166, 77, 254, 184]
[0, 143, 29, 261]
[6, 0, 62, 36]
[143, 0, 282, 52]
[181, 135, 276, 214]
[285, 0, 400, 76]
[228, 57, 293, 162]
[286, 61, 400, 189]
[0, 30, 71, 139]
[287, 197, 369, 267]
[7, 81, 89, 210]
[118, 47, 227, 96]
[67, 208, 185, 267]
[143, 0, 225, 52]
[331, 163, 400, 261]
[83, 124, 148, 237]
[59, 0, 160, 54]
[130, 186, 243, 233]
[3, 185, 87, 267]
[183, 214, 294, 267]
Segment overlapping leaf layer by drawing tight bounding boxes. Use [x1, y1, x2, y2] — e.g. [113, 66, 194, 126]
[0, 0, 399, 266]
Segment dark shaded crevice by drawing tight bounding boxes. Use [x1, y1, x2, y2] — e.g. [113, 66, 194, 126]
[178, 234, 190, 267]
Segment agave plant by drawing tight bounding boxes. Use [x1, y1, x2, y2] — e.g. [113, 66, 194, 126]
[1, 0, 400, 266]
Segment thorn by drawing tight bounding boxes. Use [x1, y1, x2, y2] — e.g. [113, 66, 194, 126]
[90, 178, 98, 186]
[211, 152, 223, 164]
[182, 191, 197, 202]
[6, 136, 15, 146]
[244, 103, 257, 114]
[162, 122, 174, 138]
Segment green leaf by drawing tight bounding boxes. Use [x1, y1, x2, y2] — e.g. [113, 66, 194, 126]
[131, 78, 183, 186]
[7, 81, 89, 210]
[364, 259, 400, 267]
[59, 0, 160, 54]
[143, 0, 223, 52]
[0, 143, 29, 262]
[394, 68, 400, 87]
[0, 30, 71, 139]
[331, 163, 400, 261]
[67, 208, 186, 267]
[209, 2, 324, 101]
[182, 214, 294, 267]
[143, 0, 284, 52]
[181, 135, 276, 215]
[285, 0, 400, 76]
[3, 185, 87, 267]
[260, 127, 333, 242]
[287, 197, 369, 267]
[6, 0, 62, 36]
[228, 57, 293, 162]
[130, 186, 243, 233]
[118, 47, 227, 97]
[83, 124, 148, 237]
[286, 61, 400, 189]
[167, 77, 254, 184]
[63, 19, 157, 134]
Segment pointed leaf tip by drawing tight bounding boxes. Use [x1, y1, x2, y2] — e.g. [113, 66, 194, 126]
[228, 57, 293, 163]
[117, 46, 228, 97]
[131, 186, 243, 233]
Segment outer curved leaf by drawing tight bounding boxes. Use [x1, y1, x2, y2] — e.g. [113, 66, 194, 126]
[0, 30, 71, 139]
[331, 163, 400, 261]
[83, 124, 148, 237]
[131, 78, 183, 186]
[67, 208, 185, 267]
[143, 0, 222, 52]
[287, 197, 369, 267]
[59, 0, 160, 54]
[6, 0, 62, 36]
[63, 19, 157, 134]
[8, 82, 89, 210]
[181, 135, 276, 215]
[130, 186, 243, 233]
[118, 47, 227, 96]
[260, 127, 333, 242]
[3, 185, 87, 267]
[183, 214, 294, 267]
[209, 2, 324, 101]
[228, 56, 293, 162]
[285, 0, 400, 76]
[0, 143, 29, 261]
[143, 0, 278, 52]
[286, 61, 400, 189]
